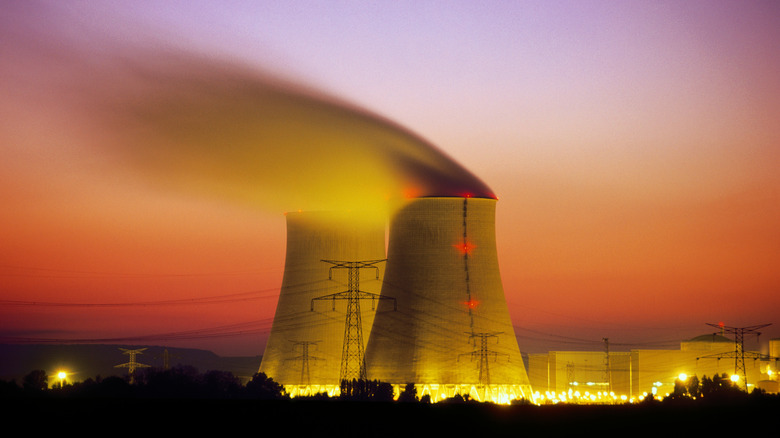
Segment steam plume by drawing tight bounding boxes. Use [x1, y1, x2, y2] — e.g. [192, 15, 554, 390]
[2, 3, 495, 220]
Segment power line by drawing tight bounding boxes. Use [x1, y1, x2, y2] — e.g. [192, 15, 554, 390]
[0, 318, 275, 345]
[0, 264, 273, 279]
[0, 288, 281, 308]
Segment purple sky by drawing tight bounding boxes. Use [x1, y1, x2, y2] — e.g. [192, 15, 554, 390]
[2, 1, 779, 356]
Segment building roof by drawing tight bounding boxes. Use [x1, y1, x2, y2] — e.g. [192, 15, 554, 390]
[686, 334, 732, 343]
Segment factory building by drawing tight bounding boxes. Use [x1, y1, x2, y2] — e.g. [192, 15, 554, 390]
[528, 335, 779, 402]
[258, 196, 775, 404]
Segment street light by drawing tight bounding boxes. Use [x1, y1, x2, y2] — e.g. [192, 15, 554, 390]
[57, 371, 67, 389]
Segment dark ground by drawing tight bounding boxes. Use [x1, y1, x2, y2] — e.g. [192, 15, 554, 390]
[5, 397, 777, 435]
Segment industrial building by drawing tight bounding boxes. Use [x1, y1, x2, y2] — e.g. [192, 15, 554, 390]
[259, 197, 776, 404]
[528, 336, 780, 403]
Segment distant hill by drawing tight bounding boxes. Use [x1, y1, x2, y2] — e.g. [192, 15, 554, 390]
[0, 344, 261, 384]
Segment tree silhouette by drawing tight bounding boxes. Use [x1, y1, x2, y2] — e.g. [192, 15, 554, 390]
[202, 370, 243, 399]
[397, 383, 418, 402]
[140, 365, 202, 398]
[671, 378, 687, 398]
[245, 372, 286, 400]
[22, 370, 48, 392]
[700, 374, 743, 401]
[339, 379, 394, 401]
[687, 375, 700, 398]
[0, 379, 21, 397]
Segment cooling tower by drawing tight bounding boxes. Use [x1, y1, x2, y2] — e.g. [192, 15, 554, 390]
[259, 210, 385, 396]
[364, 197, 532, 403]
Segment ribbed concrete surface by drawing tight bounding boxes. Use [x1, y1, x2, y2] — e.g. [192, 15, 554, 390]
[259, 211, 385, 387]
[365, 197, 531, 393]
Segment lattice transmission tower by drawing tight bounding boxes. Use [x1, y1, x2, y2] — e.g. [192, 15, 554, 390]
[697, 322, 771, 390]
[603, 337, 612, 393]
[311, 259, 395, 383]
[153, 348, 180, 370]
[115, 347, 150, 384]
[285, 340, 322, 387]
[460, 331, 508, 387]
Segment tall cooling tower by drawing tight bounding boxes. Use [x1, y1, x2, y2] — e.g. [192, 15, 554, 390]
[259, 210, 385, 396]
[364, 197, 532, 403]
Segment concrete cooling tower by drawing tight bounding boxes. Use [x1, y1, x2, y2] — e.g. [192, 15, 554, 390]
[364, 197, 532, 403]
[259, 210, 386, 396]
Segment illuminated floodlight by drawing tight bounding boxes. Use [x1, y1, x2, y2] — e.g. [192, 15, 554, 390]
[730, 374, 740, 383]
[56, 370, 68, 388]
[678, 373, 687, 382]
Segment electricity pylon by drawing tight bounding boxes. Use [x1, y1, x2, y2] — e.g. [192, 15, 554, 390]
[460, 331, 507, 387]
[603, 337, 612, 393]
[285, 340, 322, 387]
[311, 259, 395, 383]
[566, 362, 576, 388]
[153, 348, 180, 370]
[115, 347, 150, 384]
[698, 323, 771, 390]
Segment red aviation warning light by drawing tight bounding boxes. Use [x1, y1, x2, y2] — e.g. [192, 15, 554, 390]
[454, 240, 476, 255]
[463, 299, 480, 310]
[458, 191, 498, 200]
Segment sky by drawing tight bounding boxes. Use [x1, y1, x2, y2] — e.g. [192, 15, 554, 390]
[1, 0, 779, 358]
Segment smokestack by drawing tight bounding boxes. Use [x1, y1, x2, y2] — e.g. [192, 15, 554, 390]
[259, 211, 385, 395]
[364, 197, 532, 403]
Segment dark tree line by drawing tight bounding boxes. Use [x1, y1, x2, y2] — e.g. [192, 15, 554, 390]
[4, 368, 777, 406]
[2, 369, 429, 402]
[0, 367, 286, 400]
[664, 373, 772, 404]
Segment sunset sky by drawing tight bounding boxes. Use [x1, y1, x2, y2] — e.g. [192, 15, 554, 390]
[2, 1, 779, 358]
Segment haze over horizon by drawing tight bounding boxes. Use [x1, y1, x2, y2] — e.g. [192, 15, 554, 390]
[2, 1, 779, 358]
